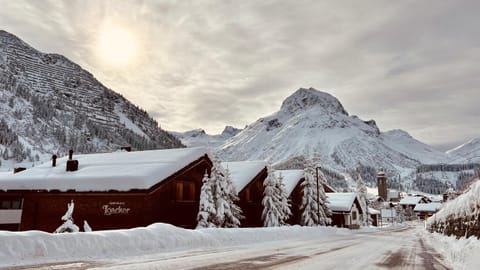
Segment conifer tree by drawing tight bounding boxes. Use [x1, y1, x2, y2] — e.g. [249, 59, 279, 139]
[301, 152, 331, 226]
[276, 173, 292, 225]
[262, 167, 282, 227]
[196, 171, 217, 228]
[211, 159, 243, 228]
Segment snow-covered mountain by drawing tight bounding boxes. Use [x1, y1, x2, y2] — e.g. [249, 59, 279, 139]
[171, 126, 242, 148]
[447, 138, 480, 163]
[0, 30, 183, 169]
[217, 88, 449, 176]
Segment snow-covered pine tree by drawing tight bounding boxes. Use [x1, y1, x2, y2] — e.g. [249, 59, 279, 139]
[262, 166, 282, 227]
[221, 167, 243, 228]
[356, 173, 368, 226]
[54, 200, 79, 233]
[211, 158, 243, 228]
[196, 171, 217, 228]
[301, 152, 331, 226]
[276, 173, 292, 225]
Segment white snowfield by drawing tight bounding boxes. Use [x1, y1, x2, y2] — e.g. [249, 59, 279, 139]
[2, 222, 478, 269]
[0, 147, 210, 192]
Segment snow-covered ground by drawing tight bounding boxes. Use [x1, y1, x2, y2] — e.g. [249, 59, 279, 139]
[2, 221, 478, 269]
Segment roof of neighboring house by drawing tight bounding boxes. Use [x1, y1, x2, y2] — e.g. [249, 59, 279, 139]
[368, 207, 381, 215]
[274, 170, 304, 197]
[381, 209, 397, 218]
[399, 196, 427, 205]
[387, 190, 400, 200]
[0, 147, 211, 192]
[414, 203, 443, 212]
[327, 192, 358, 212]
[222, 161, 267, 193]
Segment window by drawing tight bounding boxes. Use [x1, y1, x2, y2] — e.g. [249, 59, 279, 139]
[352, 211, 357, 221]
[175, 181, 196, 201]
[0, 199, 22, 209]
[244, 188, 251, 202]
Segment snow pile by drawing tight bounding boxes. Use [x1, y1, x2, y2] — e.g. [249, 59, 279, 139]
[423, 231, 480, 270]
[0, 223, 366, 267]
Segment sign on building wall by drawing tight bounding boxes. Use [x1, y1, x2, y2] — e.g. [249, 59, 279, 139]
[102, 202, 131, 216]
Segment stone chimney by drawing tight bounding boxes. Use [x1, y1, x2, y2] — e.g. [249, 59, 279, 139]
[377, 168, 388, 201]
[66, 149, 79, 172]
[52, 154, 57, 167]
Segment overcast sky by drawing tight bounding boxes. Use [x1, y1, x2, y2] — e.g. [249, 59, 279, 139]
[1, 0, 479, 149]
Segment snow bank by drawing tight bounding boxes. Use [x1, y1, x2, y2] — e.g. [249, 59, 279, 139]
[428, 179, 480, 224]
[0, 223, 369, 267]
[423, 231, 480, 270]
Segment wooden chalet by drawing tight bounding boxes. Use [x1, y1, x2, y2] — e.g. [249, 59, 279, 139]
[327, 193, 364, 228]
[0, 147, 212, 232]
[223, 161, 267, 227]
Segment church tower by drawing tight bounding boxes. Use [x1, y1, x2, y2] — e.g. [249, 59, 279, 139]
[377, 168, 388, 201]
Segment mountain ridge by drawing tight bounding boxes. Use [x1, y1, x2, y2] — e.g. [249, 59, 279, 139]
[0, 30, 183, 169]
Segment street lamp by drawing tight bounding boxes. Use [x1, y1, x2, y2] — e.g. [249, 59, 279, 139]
[316, 167, 321, 225]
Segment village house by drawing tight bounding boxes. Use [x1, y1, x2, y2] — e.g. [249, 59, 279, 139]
[399, 195, 431, 219]
[0, 147, 212, 232]
[368, 207, 381, 226]
[413, 202, 443, 220]
[327, 192, 364, 228]
[222, 161, 267, 227]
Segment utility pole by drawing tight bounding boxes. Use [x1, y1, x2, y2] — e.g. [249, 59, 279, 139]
[316, 167, 321, 225]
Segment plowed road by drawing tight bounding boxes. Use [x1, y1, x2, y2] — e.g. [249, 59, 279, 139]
[3, 225, 450, 270]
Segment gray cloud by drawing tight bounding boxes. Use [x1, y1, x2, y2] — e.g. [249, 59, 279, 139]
[0, 0, 479, 148]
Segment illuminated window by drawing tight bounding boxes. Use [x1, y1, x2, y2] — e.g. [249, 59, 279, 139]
[176, 181, 196, 201]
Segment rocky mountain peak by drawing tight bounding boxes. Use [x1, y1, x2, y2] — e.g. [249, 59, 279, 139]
[280, 87, 349, 115]
[221, 126, 242, 137]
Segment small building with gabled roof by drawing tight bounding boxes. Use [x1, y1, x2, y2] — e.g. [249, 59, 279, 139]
[327, 192, 364, 228]
[0, 147, 212, 232]
[222, 161, 267, 227]
[414, 202, 442, 220]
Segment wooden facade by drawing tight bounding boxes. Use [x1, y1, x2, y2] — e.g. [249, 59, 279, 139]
[237, 168, 268, 227]
[0, 155, 212, 232]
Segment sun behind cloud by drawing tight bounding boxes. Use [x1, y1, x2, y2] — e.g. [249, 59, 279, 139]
[96, 23, 139, 68]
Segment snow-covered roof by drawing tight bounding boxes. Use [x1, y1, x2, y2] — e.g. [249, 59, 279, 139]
[381, 209, 397, 218]
[274, 170, 304, 197]
[387, 190, 400, 200]
[399, 196, 424, 205]
[414, 203, 442, 212]
[0, 147, 210, 192]
[327, 192, 357, 212]
[368, 207, 381, 215]
[222, 161, 267, 193]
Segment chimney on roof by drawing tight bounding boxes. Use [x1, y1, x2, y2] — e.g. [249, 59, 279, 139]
[120, 146, 132, 152]
[52, 154, 57, 167]
[13, 167, 26, 174]
[66, 149, 79, 172]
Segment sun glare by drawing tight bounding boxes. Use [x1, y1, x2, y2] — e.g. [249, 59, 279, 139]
[97, 25, 138, 67]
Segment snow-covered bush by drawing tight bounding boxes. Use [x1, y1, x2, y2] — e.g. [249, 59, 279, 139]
[54, 200, 79, 233]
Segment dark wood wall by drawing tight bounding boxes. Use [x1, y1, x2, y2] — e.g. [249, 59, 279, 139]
[237, 168, 267, 227]
[288, 179, 305, 225]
